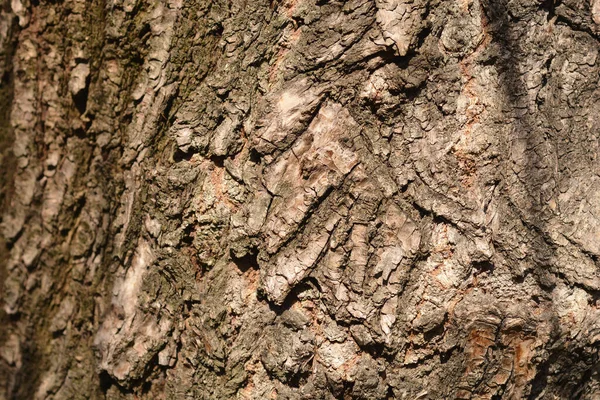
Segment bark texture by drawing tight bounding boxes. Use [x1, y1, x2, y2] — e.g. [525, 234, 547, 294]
[2, 0, 600, 398]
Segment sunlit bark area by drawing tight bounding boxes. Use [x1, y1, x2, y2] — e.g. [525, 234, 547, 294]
[2, 0, 600, 398]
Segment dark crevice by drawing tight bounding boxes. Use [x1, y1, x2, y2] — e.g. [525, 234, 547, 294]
[181, 224, 195, 246]
[261, 278, 319, 315]
[439, 345, 456, 364]
[528, 357, 550, 399]
[173, 148, 193, 162]
[99, 371, 120, 394]
[385, 384, 395, 399]
[286, 366, 312, 388]
[73, 126, 87, 138]
[356, 340, 395, 363]
[413, 25, 432, 55]
[141, 379, 153, 395]
[403, 79, 428, 101]
[377, 48, 411, 69]
[473, 260, 495, 275]
[423, 321, 447, 342]
[411, 200, 432, 219]
[137, 22, 151, 41]
[231, 248, 259, 272]
[248, 148, 261, 163]
[538, 0, 556, 20]
[72, 82, 89, 114]
[209, 154, 227, 168]
[10, 338, 42, 400]
[342, 380, 355, 399]
[98, 371, 134, 396]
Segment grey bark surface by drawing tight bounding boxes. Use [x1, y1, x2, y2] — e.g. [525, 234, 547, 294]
[2, 0, 600, 398]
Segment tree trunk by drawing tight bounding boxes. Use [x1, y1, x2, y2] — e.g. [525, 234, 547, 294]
[2, 0, 600, 398]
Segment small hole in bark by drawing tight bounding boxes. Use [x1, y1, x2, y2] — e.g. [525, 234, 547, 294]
[439, 347, 455, 364]
[181, 224, 194, 245]
[73, 126, 86, 138]
[473, 260, 494, 274]
[51, 329, 64, 338]
[249, 148, 261, 163]
[173, 148, 193, 162]
[358, 340, 392, 360]
[515, 266, 535, 285]
[7, 311, 20, 322]
[127, 52, 145, 69]
[72, 88, 88, 114]
[211, 22, 224, 37]
[138, 23, 151, 40]
[423, 322, 446, 342]
[231, 249, 259, 272]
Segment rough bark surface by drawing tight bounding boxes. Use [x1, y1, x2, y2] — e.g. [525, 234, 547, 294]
[2, 0, 600, 398]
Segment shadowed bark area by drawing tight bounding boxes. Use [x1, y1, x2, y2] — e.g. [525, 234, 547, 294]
[2, 0, 600, 399]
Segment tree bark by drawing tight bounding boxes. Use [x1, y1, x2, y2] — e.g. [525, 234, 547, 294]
[2, 0, 600, 398]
